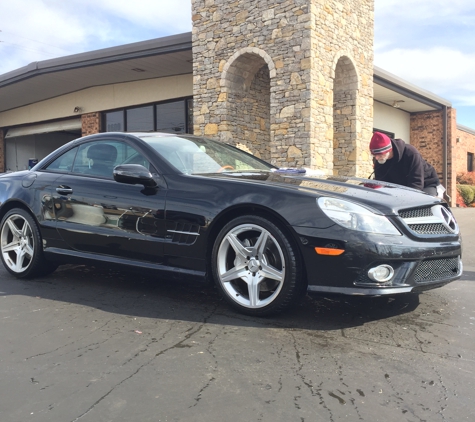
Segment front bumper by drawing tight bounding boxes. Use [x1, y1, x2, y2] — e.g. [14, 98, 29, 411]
[293, 225, 462, 295]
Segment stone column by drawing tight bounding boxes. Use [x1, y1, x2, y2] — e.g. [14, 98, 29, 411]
[192, 0, 374, 176]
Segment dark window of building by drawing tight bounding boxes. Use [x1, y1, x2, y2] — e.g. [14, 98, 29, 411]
[103, 98, 193, 134]
[127, 106, 154, 132]
[468, 152, 474, 172]
[156, 101, 185, 133]
[105, 111, 124, 132]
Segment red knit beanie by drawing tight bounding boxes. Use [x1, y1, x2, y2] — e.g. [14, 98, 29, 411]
[370, 132, 392, 155]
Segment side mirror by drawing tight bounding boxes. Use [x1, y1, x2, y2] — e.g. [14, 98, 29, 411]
[113, 164, 158, 188]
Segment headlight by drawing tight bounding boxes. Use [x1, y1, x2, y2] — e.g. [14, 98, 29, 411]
[317, 197, 401, 235]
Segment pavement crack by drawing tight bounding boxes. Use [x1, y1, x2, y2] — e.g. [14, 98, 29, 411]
[69, 306, 218, 421]
[189, 376, 216, 407]
[24, 317, 118, 360]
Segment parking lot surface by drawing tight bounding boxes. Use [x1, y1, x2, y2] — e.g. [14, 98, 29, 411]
[1, 208, 474, 422]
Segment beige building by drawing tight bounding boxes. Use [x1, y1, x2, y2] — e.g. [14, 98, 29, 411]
[1, 0, 474, 205]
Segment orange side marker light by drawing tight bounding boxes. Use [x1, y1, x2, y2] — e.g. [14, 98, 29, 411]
[314, 247, 345, 256]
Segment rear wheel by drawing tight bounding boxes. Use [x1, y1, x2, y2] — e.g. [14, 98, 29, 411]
[0, 209, 58, 278]
[211, 215, 303, 316]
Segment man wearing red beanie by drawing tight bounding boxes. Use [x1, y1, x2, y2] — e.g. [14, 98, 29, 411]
[369, 132, 440, 196]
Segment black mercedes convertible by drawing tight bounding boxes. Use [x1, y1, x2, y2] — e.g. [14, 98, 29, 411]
[0, 132, 463, 315]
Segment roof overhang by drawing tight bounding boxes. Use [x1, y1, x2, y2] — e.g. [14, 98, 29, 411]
[458, 124, 475, 136]
[373, 65, 451, 113]
[0, 32, 193, 114]
[0, 33, 451, 116]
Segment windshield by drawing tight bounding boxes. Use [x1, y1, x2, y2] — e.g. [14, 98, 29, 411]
[139, 135, 275, 174]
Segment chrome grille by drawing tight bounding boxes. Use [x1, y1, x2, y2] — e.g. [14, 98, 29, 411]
[399, 207, 432, 219]
[167, 223, 200, 244]
[399, 205, 458, 235]
[413, 257, 460, 283]
[407, 223, 451, 235]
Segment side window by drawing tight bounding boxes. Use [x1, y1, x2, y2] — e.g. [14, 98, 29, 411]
[115, 142, 158, 173]
[72, 142, 121, 178]
[115, 143, 153, 170]
[44, 147, 78, 173]
[68, 140, 155, 178]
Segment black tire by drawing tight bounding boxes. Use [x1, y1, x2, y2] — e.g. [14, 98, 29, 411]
[0, 208, 58, 279]
[211, 215, 303, 316]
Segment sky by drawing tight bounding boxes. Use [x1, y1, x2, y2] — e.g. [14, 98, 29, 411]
[0, 0, 474, 129]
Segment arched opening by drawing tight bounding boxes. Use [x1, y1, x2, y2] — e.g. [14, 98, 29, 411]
[221, 50, 272, 160]
[333, 56, 358, 176]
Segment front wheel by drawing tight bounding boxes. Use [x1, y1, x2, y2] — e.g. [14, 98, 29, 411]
[0, 208, 58, 278]
[211, 215, 303, 316]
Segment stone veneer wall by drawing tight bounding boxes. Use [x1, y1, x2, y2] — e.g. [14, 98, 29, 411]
[191, 0, 374, 176]
[333, 56, 358, 176]
[0, 129, 4, 173]
[410, 108, 456, 204]
[81, 112, 101, 136]
[225, 65, 271, 161]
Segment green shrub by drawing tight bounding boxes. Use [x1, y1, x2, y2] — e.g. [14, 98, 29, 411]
[457, 184, 475, 205]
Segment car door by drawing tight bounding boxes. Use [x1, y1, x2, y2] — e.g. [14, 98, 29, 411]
[47, 139, 167, 263]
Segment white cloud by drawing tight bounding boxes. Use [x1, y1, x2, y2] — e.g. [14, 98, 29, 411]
[82, 0, 192, 31]
[375, 47, 475, 106]
[1, 0, 474, 126]
[375, 0, 475, 24]
[0, 0, 192, 75]
[374, 0, 475, 127]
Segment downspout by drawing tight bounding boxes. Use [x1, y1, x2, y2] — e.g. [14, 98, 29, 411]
[442, 106, 451, 203]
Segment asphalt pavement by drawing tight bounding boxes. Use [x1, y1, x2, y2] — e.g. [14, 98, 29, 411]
[0, 208, 473, 422]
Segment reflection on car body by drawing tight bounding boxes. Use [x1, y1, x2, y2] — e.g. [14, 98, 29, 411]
[0, 132, 463, 316]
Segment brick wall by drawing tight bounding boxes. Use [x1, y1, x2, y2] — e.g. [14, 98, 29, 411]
[0, 129, 4, 173]
[446, 108, 458, 204]
[410, 110, 444, 171]
[410, 108, 457, 205]
[453, 127, 475, 177]
[81, 112, 101, 136]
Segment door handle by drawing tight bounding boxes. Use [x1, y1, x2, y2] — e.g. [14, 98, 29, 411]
[56, 186, 73, 195]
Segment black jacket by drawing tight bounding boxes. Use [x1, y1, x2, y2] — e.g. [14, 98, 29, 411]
[373, 138, 439, 190]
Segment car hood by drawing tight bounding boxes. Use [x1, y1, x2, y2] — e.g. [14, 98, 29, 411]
[205, 170, 442, 215]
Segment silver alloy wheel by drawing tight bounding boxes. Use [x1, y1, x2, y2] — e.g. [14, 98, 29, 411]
[1, 213, 34, 274]
[216, 223, 286, 309]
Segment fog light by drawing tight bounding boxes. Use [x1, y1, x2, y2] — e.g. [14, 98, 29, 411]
[367, 265, 394, 283]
